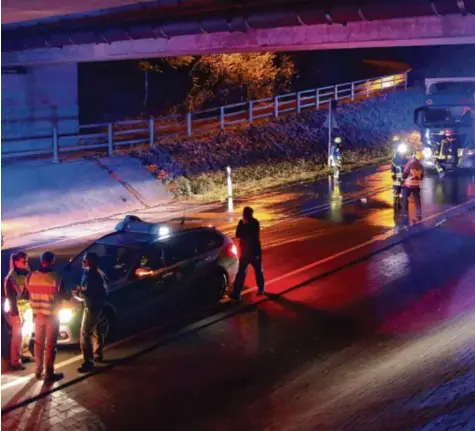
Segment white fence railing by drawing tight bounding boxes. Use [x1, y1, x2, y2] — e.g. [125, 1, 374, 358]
[1, 72, 408, 162]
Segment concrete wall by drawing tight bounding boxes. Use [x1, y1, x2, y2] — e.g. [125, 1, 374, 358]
[1, 63, 79, 154]
[1, 155, 172, 238]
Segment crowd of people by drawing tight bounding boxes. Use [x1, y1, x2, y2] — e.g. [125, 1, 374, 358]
[4, 250, 108, 382]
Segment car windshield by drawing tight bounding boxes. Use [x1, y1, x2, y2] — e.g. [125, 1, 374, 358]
[68, 243, 139, 284]
[421, 106, 473, 127]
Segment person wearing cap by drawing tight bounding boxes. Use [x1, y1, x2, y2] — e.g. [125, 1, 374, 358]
[4, 251, 33, 370]
[25, 251, 68, 382]
[330, 137, 342, 180]
[230, 206, 265, 300]
[74, 252, 108, 373]
[401, 150, 425, 222]
[391, 136, 410, 209]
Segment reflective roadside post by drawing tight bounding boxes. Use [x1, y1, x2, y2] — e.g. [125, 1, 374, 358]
[227, 166, 233, 212]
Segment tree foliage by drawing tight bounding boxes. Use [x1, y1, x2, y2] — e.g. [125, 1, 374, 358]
[138, 53, 296, 112]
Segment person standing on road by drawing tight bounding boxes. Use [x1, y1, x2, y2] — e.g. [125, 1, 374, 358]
[4, 251, 34, 370]
[26, 251, 68, 382]
[74, 252, 108, 373]
[391, 136, 410, 210]
[330, 137, 342, 180]
[230, 207, 265, 300]
[401, 150, 425, 223]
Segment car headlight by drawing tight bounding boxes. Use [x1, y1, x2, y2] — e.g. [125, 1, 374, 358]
[22, 308, 34, 337]
[59, 308, 74, 324]
[423, 148, 432, 158]
[3, 299, 11, 313]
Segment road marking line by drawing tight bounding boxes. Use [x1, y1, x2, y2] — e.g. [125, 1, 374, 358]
[3, 199, 473, 393]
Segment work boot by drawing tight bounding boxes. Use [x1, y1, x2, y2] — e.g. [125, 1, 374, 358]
[94, 355, 104, 364]
[45, 372, 64, 383]
[21, 356, 34, 364]
[10, 363, 26, 371]
[77, 362, 95, 373]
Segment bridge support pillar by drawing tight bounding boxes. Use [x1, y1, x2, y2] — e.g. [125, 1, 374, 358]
[1, 63, 79, 156]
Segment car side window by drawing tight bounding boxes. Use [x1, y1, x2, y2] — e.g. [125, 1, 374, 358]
[140, 245, 164, 270]
[163, 234, 199, 266]
[195, 231, 224, 255]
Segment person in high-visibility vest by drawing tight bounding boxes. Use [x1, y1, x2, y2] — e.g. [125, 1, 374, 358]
[3, 251, 33, 370]
[401, 150, 425, 222]
[26, 251, 69, 382]
[330, 137, 342, 180]
[391, 136, 410, 209]
[435, 129, 458, 179]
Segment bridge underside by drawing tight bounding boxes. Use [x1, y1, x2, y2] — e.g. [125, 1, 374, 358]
[3, 14, 475, 66]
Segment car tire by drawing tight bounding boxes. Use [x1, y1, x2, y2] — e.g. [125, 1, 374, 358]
[209, 271, 228, 302]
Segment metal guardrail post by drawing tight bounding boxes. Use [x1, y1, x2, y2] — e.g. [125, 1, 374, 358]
[52, 127, 59, 163]
[297, 92, 302, 114]
[149, 118, 155, 146]
[108, 123, 113, 156]
[274, 96, 279, 119]
[334, 85, 338, 100]
[351, 82, 355, 101]
[366, 80, 370, 98]
[249, 101, 254, 124]
[187, 113, 192, 136]
[220, 106, 225, 130]
[404, 72, 408, 90]
[316, 89, 320, 110]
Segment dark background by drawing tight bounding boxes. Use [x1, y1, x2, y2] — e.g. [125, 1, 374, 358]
[78, 44, 475, 124]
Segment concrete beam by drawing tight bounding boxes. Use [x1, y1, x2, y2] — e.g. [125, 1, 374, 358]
[3, 14, 475, 66]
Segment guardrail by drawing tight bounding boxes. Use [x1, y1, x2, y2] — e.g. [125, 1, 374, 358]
[1, 72, 408, 162]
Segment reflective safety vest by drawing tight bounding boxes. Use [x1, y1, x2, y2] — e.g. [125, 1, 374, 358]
[5, 270, 29, 312]
[26, 270, 62, 316]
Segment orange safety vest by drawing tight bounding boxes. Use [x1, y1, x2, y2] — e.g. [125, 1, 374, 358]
[26, 270, 61, 316]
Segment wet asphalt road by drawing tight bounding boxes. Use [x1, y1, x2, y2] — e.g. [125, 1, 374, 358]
[2, 165, 475, 430]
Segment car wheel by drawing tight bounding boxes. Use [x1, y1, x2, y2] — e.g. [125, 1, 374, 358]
[209, 271, 228, 302]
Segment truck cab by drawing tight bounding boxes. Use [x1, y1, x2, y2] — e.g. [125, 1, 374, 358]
[414, 78, 475, 170]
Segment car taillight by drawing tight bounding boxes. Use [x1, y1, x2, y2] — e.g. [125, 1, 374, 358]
[223, 243, 238, 258]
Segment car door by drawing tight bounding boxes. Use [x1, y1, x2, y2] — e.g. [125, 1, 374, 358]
[121, 243, 175, 317]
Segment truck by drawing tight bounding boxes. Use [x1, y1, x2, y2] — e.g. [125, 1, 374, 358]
[413, 77, 475, 171]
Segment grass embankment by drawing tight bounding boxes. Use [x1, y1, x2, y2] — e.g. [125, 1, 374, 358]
[179, 148, 391, 201]
[138, 88, 423, 201]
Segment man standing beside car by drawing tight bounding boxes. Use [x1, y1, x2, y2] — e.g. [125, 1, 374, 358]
[230, 206, 266, 300]
[74, 252, 108, 373]
[4, 251, 34, 370]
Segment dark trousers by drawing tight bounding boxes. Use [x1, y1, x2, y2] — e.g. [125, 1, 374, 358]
[233, 255, 265, 296]
[402, 186, 422, 219]
[80, 307, 104, 364]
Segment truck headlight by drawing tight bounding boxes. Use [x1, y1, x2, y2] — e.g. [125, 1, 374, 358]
[423, 148, 432, 158]
[59, 308, 74, 324]
[3, 299, 11, 313]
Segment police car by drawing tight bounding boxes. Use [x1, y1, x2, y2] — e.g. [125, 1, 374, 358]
[55, 216, 239, 345]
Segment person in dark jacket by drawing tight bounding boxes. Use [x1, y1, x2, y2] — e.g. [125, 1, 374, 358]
[230, 207, 265, 300]
[74, 252, 108, 373]
[4, 251, 33, 370]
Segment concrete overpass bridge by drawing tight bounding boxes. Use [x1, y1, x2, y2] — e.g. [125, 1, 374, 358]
[2, 0, 475, 150]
